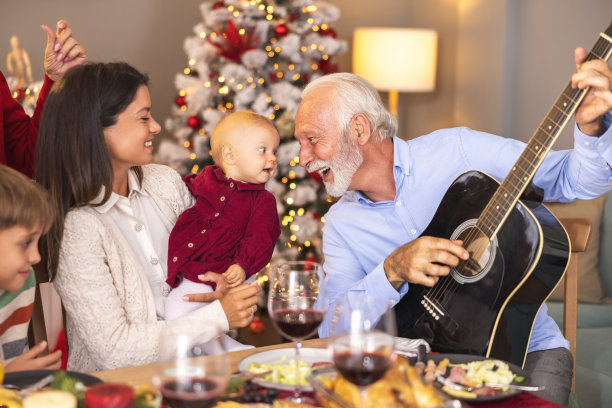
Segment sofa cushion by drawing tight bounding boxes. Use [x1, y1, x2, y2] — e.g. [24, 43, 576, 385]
[547, 301, 612, 329]
[546, 195, 608, 303]
[600, 190, 612, 297]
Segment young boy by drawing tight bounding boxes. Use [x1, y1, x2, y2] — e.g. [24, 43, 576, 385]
[0, 164, 62, 371]
[165, 111, 281, 322]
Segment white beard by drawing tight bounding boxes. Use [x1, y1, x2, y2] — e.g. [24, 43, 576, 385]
[308, 135, 363, 197]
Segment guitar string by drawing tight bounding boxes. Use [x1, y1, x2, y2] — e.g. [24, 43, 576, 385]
[421, 36, 612, 308]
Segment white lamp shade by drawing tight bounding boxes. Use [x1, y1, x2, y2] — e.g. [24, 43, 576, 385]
[353, 27, 438, 92]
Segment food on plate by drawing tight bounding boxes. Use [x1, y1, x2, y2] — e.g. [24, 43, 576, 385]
[84, 383, 133, 408]
[22, 390, 76, 408]
[0, 387, 23, 408]
[438, 358, 522, 398]
[317, 356, 444, 408]
[246, 355, 324, 386]
[49, 371, 86, 407]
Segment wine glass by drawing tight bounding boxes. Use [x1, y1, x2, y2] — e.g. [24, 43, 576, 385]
[152, 327, 230, 408]
[329, 296, 397, 408]
[267, 260, 327, 403]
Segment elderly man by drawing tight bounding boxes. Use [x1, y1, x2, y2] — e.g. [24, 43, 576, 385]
[294, 46, 612, 406]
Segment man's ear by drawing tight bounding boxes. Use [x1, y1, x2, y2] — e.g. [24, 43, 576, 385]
[222, 145, 235, 165]
[350, 113, 372, 145]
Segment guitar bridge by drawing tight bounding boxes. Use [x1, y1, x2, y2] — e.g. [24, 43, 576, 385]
[421, 295, 445, 320]
[421, 295, 459, 333]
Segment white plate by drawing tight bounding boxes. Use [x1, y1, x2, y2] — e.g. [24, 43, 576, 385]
[238, 347, 332, 391]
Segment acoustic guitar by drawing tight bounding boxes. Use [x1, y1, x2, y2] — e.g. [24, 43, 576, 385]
[394, 21, 612, 368]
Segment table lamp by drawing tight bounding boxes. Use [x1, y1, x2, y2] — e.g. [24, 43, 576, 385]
[353, 27, 438, 119]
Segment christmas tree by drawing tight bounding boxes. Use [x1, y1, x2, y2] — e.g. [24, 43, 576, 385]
[6, 76, 43, 117]
[158, 0, 347, 262]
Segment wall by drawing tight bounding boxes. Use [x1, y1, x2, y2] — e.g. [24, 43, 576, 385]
[1, 0, 611, 148]
[0, 0, 457, 145]
[455, 0, 612, 149]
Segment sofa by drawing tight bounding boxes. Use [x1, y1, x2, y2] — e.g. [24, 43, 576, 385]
[546, 190, 612, 408]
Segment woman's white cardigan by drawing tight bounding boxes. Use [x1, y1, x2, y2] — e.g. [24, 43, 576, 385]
[53, 164, 229, 372]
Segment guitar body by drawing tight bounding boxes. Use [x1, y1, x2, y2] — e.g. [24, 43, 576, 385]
[394, 171, 569, 367]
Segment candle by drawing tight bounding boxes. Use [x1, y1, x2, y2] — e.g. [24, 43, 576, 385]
[23, 390, 77, 408]
[84, 383, 134, 408]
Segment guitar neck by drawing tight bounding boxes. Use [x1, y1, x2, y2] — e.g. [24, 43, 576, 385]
[477, 22, 612, 239]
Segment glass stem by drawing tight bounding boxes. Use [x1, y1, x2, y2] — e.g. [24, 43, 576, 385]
[293, 340, 302, 400]
[359, 386, 368, 408]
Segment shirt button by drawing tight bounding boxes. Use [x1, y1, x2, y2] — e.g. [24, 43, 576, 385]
[214, 212, 219, 217]
[411, 229, 417, 235]
[134, 223, 143, 232]
[396, 201, 402, 206]
[220, 196, 225, 202]
[230, 182, 235, 188]
[150, 257, 159, 265]
[172, 256, 178, 262]
[598, 142, 604, 147]
[201, 229, 207, 234]
[188, 243, 194, 248]
[584, 141, 591, 146]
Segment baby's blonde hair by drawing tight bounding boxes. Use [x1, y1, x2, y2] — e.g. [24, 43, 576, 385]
[210, 111, 276, 166]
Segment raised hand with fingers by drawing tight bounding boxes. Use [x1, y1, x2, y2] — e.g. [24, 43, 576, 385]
[41, 19, 87, 81]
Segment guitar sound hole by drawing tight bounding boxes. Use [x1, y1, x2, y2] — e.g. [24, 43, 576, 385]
[454, 226, 493, 280]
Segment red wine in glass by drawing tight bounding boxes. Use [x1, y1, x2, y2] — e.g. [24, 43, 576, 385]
[271, 308, 324, 340]
[160, 376, 225, 408]
[333, 351, 392, 386]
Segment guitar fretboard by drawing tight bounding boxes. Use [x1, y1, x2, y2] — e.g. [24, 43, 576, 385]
[477, 23, 612, 239]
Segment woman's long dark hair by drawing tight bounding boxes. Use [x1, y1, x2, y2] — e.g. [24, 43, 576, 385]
[36, 62, 149, 280]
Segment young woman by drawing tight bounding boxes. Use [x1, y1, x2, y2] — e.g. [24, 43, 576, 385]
[35, 62, 260, 372]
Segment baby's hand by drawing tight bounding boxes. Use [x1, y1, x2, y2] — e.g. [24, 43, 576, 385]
[223, 264, 246, 288]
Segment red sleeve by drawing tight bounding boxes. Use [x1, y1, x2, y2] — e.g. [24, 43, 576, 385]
[0, 72, 54, 178]
[234, 192, 281, 277]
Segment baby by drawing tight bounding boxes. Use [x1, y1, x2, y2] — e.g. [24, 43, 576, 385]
[165, 110, 281, 322]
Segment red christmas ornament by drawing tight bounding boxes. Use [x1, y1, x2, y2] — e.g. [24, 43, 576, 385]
[249, 315, 265, 335]
[212, 1, 225, 10]
[288, 12, 297, 22]
[268, 72, 278, 83]
[175, 95, 186, 107]
[14, 88, 26, 101]
[187, 115, 201, 130]
[275, 23, 289, 37]
[319, 27, 337, 38]
[318, 58, 339, 75]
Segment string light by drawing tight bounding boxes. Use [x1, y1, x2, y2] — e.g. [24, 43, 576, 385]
[184, 68, 191, 75]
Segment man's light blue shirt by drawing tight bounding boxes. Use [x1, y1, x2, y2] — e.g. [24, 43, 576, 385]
[319, 116, 612, 353]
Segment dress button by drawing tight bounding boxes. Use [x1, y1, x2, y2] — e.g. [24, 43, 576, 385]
[230, 182, 234, 188]
[201, 229, 207, 234]
[150, 257, 159, 265]
[134, 223, 143, 232]
[215, 212, 219, 217]
[188, 243, 194, 248]
[220, 196, 225, 202]
[172, 256, 178, 262]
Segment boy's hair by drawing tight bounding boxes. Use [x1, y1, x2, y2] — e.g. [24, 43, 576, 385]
[0, 165, 55, 233]
[210, 111, 276, 166]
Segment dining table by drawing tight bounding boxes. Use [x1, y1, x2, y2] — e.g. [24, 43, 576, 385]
[92, 338, 564, 408]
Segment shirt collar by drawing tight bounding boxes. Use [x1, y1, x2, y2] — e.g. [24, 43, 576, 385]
[212, 166, 265, 191]
[92, 169, 146, 213]
[351, 136, 410, 205]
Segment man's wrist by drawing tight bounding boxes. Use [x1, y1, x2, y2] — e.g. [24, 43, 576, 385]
[383, 258, 404, 290]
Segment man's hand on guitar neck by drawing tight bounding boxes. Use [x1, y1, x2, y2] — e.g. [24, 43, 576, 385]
[383, 237, 469, 290]
[572, 46, 612, 137]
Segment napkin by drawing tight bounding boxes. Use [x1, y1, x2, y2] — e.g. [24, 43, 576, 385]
[394, 337, 431, 357]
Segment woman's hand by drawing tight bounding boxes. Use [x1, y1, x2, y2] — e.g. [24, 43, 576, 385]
[219, 283, 261, 329]
[182, 272, 229, 302]
[5, 341, 62, 372]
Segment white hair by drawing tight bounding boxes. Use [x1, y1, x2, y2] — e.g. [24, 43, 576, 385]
[301, 73, 397, 142]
